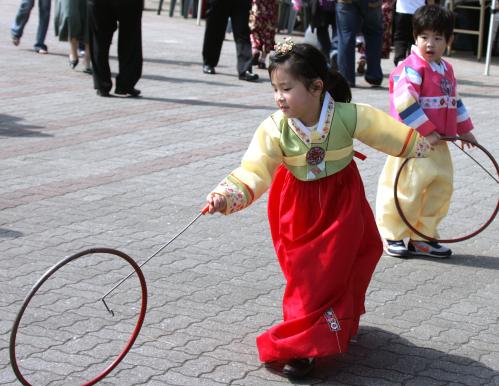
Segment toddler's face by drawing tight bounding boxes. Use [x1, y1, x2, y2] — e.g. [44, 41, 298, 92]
[415, 30, 450, 63]
[270, 67, 321, 126]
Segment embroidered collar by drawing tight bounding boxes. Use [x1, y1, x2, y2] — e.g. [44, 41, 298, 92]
[288, 92, 334, 146]
[411, 45, 447, 75]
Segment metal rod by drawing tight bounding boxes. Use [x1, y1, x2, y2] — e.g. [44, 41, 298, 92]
[450, 141, 499, 183]
[100, 206, 208, 315]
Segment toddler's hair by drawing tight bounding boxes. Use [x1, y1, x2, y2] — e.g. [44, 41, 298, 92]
[413, 5, 454, 41]
[268, 43, 352, 103]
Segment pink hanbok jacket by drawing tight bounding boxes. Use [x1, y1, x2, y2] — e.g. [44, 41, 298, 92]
[389, 46, 473, 137]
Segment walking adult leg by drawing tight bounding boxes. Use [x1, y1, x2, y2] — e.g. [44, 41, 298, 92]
[34, 0, 51, 52]
[361, 0, 383, 85]
[115, 0, 143, 93]
[231, 0, 255, 77]
[202, 0, 229, 69]
[88, 0, 117, 94]
[335, 1, 359, 86]
[393, 12, 412, 66]
[11, 0, 35, 43]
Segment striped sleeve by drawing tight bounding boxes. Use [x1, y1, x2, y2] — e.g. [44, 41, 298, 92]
[392, 66, 437, 136]
[456, 97, 474, 134]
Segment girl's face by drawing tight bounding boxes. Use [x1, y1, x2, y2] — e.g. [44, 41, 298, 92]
[270, 67, 323, 126]
[415, 30, 451, 63]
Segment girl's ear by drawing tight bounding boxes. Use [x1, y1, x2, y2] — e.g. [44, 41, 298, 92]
[310, 79, 324, 96]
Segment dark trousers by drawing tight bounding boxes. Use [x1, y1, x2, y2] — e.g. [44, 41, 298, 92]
[202, 0, 252, 75]
[393, 12, 413, 66]
[87, 0, 143, 92]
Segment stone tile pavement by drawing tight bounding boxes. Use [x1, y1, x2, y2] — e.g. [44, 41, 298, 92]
[0, 1, 498, 384]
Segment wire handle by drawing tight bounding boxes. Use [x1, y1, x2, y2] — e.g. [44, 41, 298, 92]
[101, 204, 209, 316]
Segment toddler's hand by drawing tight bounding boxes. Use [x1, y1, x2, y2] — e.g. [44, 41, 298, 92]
[425, 131, 441, 146]
[458, 132, 477, 149]
[206, 193, 227, 214]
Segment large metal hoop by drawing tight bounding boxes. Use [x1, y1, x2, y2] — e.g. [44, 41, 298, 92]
[9, 248, 148, 386]
[394, 136, 499, 243]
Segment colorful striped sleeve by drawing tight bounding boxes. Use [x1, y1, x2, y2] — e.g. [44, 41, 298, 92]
[456, 97, 474, 134]
[392, 66, 437, 137]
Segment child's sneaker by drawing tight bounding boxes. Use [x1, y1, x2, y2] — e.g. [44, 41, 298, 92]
[408, 241, 452, 258]
[385, 240, 409, 257]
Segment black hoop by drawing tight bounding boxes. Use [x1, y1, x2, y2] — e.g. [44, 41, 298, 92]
[394, 136, 499, 243]
[9, 248, 148, 386]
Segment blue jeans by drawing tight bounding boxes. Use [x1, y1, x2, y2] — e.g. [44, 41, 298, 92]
[11, 0, 51, 50]
[335, 0, 383, 86]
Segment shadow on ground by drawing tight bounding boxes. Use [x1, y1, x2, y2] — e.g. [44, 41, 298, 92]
[281, 326, 499, 385]
[0, 114, 51, 138]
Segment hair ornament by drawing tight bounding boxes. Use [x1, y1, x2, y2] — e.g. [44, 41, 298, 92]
[274, 38, 295, 55]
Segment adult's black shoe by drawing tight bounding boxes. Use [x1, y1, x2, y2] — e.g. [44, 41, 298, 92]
[96, 89, 110, 97]
[282, 358, 314, 379]
[238, 71, 259, 82]
[203, 65, 216, 74]
[115, 88, 141, 97]
[365, 76, 382, 87]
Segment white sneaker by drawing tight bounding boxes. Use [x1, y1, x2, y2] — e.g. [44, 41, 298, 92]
[408, 241, 452, 258]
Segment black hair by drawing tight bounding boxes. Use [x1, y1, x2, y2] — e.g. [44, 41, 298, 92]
[412, 5, 454, 41]
[268, 43, 352, 103]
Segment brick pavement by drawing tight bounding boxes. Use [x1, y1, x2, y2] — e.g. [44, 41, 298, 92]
[0, 1, 498, 384]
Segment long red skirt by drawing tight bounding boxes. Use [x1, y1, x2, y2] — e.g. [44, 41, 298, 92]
[256, 162, 383, 362]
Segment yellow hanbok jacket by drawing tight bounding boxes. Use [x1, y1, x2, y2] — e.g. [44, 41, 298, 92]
[212, 93, 430, 215]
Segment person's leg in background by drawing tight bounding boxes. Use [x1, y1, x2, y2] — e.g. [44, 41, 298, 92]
[393, 12, 413, 66]
[202, 0, 229, 73]
[361, 0, 383, 86]
[335, 0, 359, 87]
[34, 0, 51, 52]
[115, 0, 143, 94]
[230, 0, 258, 81]
[88, 0, 117, 95]
[11, 0, 35, 45]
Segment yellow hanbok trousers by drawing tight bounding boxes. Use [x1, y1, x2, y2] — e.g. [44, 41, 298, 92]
[376, 142, 453, 241]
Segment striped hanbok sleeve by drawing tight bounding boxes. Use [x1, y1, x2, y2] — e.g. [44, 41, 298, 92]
[456, 96, 474, 134]
[392, 66, 437, 137]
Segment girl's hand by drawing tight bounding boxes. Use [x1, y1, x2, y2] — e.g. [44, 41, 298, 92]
[458, 132, 477, 149]
[206, 193, 227, 214]
[425, 131, 441, 146]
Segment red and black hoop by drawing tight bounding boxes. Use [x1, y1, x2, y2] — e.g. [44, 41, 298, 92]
[9, 248, 147, 386]
[394, 136, 499, 243]
[10, 206, 207, 385]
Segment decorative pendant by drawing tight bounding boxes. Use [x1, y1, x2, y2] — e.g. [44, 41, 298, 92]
[306, 146, 325, 166]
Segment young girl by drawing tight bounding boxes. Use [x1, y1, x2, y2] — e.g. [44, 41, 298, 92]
[206, 40, 433, 378]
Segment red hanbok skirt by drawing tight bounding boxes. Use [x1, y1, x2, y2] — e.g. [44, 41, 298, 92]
[256, 161, 383, 362]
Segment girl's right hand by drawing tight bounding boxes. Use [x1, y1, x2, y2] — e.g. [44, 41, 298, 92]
[206, 193, 227, 214]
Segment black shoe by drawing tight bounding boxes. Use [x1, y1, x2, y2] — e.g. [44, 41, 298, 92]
[365, 76, 382, 87]
[203, 65, 216, 74]
[238, 71, 259, 82]
[115, 88, 141, 97]
[96, 89, 110, 97]
[282, 358, 314, 379]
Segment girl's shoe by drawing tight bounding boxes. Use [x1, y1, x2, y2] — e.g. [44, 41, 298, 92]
[282, 358, 314, 379]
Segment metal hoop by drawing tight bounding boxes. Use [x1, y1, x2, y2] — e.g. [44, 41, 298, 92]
[394, 136, 499, 243]
[9, 248, 148, 386]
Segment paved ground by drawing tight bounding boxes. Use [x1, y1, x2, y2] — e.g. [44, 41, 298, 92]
[1, 1, 498, 385]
